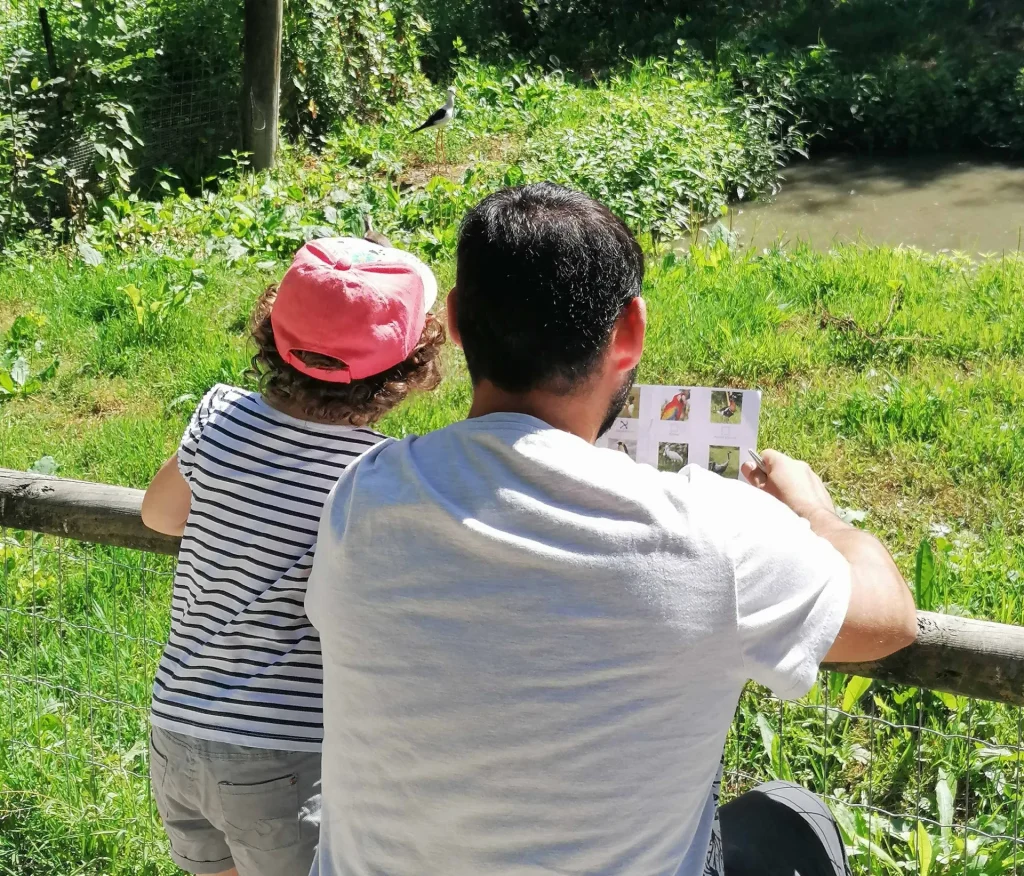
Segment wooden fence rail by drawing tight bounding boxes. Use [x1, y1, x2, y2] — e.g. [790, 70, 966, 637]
[2, 468, 1023, 707]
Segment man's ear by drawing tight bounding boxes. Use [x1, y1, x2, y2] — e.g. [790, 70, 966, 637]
[445, 287, 462, 349]
[609, 296, 646, 373]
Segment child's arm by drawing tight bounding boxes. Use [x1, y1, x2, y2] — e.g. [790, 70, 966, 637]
[141, 455, 192, 537]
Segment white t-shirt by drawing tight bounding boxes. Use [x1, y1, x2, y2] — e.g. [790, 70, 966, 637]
[306, 413, 850, 876]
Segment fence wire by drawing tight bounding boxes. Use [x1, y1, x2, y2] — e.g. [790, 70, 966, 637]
[2, 529, 1023, 875]
[0, 0, 241, 189]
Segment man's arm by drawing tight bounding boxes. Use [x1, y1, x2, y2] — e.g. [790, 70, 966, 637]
[141, 454, 191, 537]
[741, 450, 917, 663]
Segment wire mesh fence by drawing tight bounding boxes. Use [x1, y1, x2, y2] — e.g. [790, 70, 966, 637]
[725, 669, 1024, 873]
[0, 0, 242, 192]
[2, 526, 1023, 874]
[0, 530, 173, 874]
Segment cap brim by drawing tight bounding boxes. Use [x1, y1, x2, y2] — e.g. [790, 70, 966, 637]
[384, 248, 437, 313]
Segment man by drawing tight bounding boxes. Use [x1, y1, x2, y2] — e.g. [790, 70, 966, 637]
[306, 183, 917, 876]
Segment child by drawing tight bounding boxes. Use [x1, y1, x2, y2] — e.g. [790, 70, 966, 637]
[141, 236, 444, 876]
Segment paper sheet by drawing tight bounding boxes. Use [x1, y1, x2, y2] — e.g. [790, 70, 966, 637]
[598, 385, 762, 483]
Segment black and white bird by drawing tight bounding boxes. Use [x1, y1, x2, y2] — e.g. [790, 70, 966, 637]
[718, 392, 741, 418]
[412, 86, 456, 167]
[709, 450, 733, 476]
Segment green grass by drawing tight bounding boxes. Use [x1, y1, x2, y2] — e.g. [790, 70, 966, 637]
[1, 49, 1024, 872]
[2, 243, 1024, 872]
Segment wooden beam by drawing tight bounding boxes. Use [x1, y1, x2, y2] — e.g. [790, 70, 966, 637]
[242, 0, 284, 171]
[826, 610, 1024, 707]
[2, 468, 1024, 707]
[0, 469, 180, 556]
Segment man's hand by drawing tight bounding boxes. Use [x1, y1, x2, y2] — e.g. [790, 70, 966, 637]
[742, 448, 918, 663]
[741, 449, 835, 521]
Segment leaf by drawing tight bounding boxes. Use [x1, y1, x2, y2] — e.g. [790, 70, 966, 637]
[836, 506, 867, 525]
[77, 241, 104, 266]
[122, 284, 142, 307]
[755, 712, 776, 761]
[166, 393, 195, 413]
[114, 13, 127, 32]
[911, 821, 933, 876]
[9, 356, 29, 387]
[0, 370, 14, 393]
[915, 539, 936, 610]
[936, 771, 955, 841]
[832, 801, 902, 872]
[935, 690, 959, 710]
[225, 240, 249, 263]
[36, 360, 58, 382]
[893, 686, 918, 705]
[122, 284, 145, 326]
[29, 456, 58, 475]
[841, 675, 873, 712]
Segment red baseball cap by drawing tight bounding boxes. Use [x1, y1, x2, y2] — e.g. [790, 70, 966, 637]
[271, 238, 438, 383]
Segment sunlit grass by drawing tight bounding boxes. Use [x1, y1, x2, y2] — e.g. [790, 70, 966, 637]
[2, 242, 1024, 873]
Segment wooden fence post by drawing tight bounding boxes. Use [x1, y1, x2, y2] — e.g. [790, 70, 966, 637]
[242, 0, 283, 171]
[37, 7, 58, 78]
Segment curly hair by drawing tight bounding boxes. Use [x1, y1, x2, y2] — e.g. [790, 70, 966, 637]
[247, 284, 445, 427]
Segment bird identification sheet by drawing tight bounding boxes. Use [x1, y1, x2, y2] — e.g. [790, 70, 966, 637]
[598, 385, 761, 483]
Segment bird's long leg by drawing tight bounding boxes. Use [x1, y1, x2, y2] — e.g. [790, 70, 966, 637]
[434, 129, 442, 172]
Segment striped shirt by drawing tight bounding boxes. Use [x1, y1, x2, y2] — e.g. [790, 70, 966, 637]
[150, 384, 384, 751]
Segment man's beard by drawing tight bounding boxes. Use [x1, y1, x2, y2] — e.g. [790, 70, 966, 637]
[597, 366, 638, 439]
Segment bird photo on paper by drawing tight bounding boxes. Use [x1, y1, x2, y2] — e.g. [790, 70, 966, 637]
[657, 442, 689, 473]
[659, 388, 690, 421]
[708, 446, 739, 478]
[710, 390, 743, 424]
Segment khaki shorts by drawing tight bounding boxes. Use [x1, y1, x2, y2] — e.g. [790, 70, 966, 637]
[149, 725, 321, 876]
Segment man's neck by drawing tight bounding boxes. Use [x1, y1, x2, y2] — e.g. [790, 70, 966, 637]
[468, 381, 603, 444]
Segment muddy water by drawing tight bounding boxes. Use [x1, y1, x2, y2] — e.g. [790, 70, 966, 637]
[728, 155, 1024, 254]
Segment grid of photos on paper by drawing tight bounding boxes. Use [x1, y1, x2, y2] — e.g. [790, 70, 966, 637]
[605, 386, 641, 461]
[600, 385, 761, 481]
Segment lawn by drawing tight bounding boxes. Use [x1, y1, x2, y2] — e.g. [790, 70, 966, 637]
[3, 239, 1024, 873]
[2, 33, 1024, 876]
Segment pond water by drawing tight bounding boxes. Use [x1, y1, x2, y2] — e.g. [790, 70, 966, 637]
[726, 155, 1024, 255]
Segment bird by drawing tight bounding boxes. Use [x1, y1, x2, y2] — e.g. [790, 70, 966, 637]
[662, 447, 686, 464]
[363, 215, 392, 248]
[412, 86, 456, 168]
[616, 441, 630, 454]
[709, 450, 733, 476]
[660, 390, 690, 421]
[718, 392, 740, 418]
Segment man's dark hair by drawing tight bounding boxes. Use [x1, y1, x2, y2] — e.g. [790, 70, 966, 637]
[455, 182, 644, 393]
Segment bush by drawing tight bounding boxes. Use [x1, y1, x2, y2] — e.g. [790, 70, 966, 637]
[281, 0, 429, 140]
[526, 56, 807, 240]
[0, 0, 426, 246]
